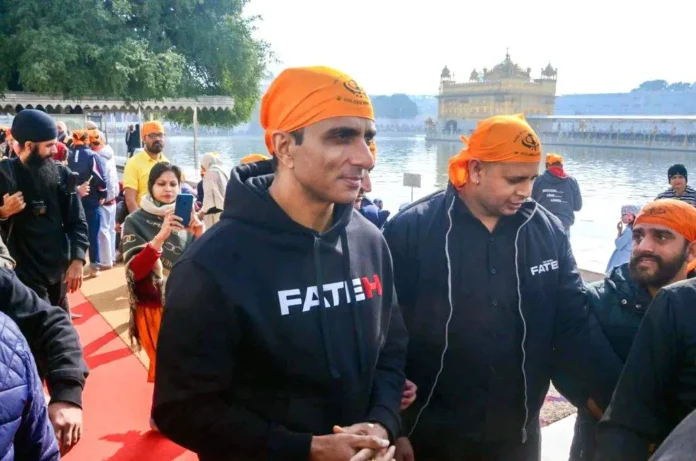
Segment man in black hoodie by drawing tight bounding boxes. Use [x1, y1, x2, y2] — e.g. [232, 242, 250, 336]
[531, 153, 582, 236]
[595, 201, 696, 460]
[384, 114, 621, 461]
[154, 66, 407, 461]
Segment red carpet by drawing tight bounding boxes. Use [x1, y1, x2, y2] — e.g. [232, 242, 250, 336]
[62, 291, 197, 461]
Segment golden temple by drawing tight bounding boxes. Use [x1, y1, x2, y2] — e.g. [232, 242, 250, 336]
[433, 51, 557, 133]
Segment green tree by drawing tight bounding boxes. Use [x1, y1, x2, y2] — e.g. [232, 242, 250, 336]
[371, 94, 419, 119]
[633, 80, 668, 92]
[0, 0, 269, 126]
[667, 82, 692, 91]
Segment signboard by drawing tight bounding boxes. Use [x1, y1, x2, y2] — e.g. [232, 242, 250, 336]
[403, 173, 422, 188]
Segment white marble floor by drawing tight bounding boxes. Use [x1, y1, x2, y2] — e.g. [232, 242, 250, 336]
[541, 414, 576, 461]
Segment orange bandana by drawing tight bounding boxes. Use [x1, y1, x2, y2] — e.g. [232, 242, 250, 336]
[635, 199, 696, 242]
[546, 153, 564, 165]
[240, 153, 270, 165]
[72, 130, 89, 146]
[142, 121, 165, 138]
[448, 114, 541, 188]
[260, 66, 375, 155]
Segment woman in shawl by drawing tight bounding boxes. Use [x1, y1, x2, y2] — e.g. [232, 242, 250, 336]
[199, 152, 229, 229]
[122, 162, 204, 384]
[606, 204, 640, 274]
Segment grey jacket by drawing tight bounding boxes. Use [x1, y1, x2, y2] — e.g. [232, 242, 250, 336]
[532, 170, 582, 230]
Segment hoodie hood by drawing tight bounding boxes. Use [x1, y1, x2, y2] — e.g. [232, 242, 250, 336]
[541, 169, 568, 184]
[96, 144, 114, 160]
[221, 159, 354, 241]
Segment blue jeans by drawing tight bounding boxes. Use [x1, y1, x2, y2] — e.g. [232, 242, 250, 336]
[83, 201, 102, 269]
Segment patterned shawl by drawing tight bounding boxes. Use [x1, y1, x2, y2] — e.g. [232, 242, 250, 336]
[121, 195, 193, 346]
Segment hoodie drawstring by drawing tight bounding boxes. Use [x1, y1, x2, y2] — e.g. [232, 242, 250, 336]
[340, 231, 367, 373]
[313, 237, 340, 379]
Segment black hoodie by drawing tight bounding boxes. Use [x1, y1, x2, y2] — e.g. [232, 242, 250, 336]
[531, 169, 582, 230]
[153, 160, 408, 461]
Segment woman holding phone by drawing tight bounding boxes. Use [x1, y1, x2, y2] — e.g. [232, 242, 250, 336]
[122, 162, 204, 393]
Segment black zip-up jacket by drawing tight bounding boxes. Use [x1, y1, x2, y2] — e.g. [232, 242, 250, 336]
[596, 278, 696, 460]
[0, 158, 89, 285]
[382, 185, 621, 450]
[562, 263, 653, 460]
[153, 160, 408, 461]
[0, 268, 87, 407]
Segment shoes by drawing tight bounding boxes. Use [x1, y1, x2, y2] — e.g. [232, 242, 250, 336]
[83, 265, 101, 278]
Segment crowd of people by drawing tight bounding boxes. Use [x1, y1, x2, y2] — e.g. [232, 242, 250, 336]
[1, 64, 696, 461]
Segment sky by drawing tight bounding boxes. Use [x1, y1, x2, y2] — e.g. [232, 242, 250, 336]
[244, 0, 695, 96]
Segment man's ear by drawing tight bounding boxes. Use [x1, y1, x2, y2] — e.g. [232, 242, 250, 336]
[272, 131, 295, 171]
[686, 240, 696, 266]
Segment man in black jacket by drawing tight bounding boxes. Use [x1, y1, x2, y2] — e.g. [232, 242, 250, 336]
[595, 201, 696, 460]
[0, 267, 88, 455]
[531, 153, 582, 236]
[154, 66, 407, 461]
[0, 109, 89, 313]
[383, 114, 621, 461]
[567, 198, 696, 460]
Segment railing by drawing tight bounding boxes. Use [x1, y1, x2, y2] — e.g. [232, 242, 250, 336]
[426, 131, 696, 152]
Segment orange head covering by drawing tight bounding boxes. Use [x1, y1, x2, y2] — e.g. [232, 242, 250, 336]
[448, 114, 541, 188]
[546, 153, 564, 165]
[88, 130, 103, 146]
[142, 121, 165, 139]
[260, 66, 375, 155]
[635, 199, 696, 242]
[240, 153, 270, 165]
[368, 139, 377, 159]
[72, 130, 89, 146]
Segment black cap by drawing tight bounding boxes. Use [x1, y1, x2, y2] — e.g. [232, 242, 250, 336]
[668, 164, 688, 183]
[11, 109, 58, 146]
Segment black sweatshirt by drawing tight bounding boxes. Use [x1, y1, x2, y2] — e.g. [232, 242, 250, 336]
[153, 160, 408, 461]
[596, 278, 696, 460]
[0, 268, 87, 406]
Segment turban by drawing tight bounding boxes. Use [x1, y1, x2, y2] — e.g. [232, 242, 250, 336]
[621, 205, 641, 217]
[71, 129, 89, 147]
[85, 121, 98, 130]
[11, 109, 58, 145]
[635, 199, 696, 242]
[88, 130, 105, 146]
[240, 153, 270, 165]
[260, 66, 374, 155]
[546, 153, 564, 165]
[448, 114, 541, 188]
[368, 139, 377, 159]
[142, 121, 165, 138]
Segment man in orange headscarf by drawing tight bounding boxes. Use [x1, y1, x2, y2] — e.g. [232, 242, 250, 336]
[122, 120, 169, 213]
[595, 200, 696, 460]
[532, 152, 583, 236]
[565, 199, 696, 460]
[384, 114, 621, 461]
[155, 66, 407, 461]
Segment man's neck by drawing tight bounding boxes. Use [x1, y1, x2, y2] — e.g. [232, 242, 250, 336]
[269, 177, 334, 233]
[458, 186, 499, 233]
[674, 187, 687, 196]
[145, 149, 161, 161]
[646, 269, 689, 297]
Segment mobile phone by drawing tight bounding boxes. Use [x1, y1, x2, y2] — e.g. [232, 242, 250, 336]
[174, 194, 194, 228]
[67, 172, 79, 193]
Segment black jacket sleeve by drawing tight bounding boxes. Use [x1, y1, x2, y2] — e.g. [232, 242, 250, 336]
[571, 177, 583, 212]
[153, 259, 313, 461]
[0, 268, 87, 407]
[595, 290, 680, 461]
[551, 233, 622, 410]
[59, 165, 89, 263]
[366, 246, 407, 441]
